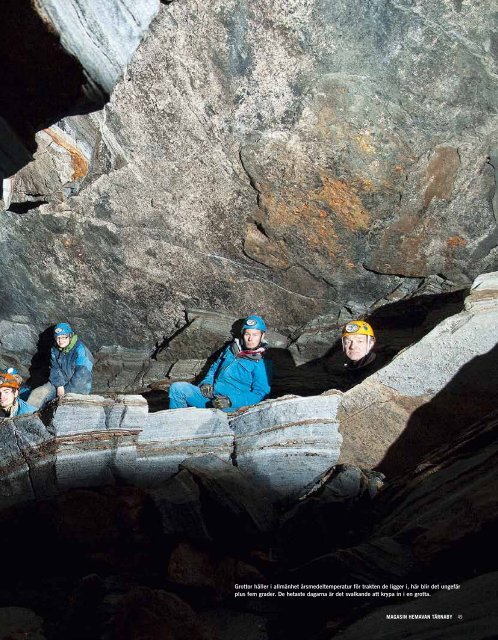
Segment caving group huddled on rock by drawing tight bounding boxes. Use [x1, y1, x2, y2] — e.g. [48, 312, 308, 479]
[0, 315, 379, 418]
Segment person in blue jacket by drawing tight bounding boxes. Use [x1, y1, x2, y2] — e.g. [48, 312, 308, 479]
[0, 366, 32, 400]
[0, 370, 37, 417]
[169, 315, 273, 412]
[27, 322, 94, 409]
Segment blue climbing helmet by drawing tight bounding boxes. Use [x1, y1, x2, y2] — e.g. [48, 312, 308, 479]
[54, 322, 73, 337]
[241, 315, 267, 332]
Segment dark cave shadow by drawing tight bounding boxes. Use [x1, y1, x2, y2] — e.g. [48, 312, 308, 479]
[24, 326, 54, 391]
[192, 317, 246, 384]
[0, 0, 107, 179]
[376, 342, 498, 478]
[271, 288, 468, 397]
[146, 319, 247, 412]
[8, 200, 48, 214]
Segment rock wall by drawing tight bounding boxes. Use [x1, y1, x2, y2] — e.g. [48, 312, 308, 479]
[0, 0, 159, 183]
[1, 0, 496, 356]
[333, 271, 498, 475]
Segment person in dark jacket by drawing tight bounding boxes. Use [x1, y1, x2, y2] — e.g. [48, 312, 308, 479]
[169, 315, 273, 412]
[0, 371, 37, 417]
[27, 322, 94, 409]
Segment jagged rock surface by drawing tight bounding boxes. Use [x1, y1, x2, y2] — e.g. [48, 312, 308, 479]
[0, 0, 159, 180]
[1, 0, 496, 355]
[334, 271, 498, 475]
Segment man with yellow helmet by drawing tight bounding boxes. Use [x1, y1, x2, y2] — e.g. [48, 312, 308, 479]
[0, 369, 37, 418]
[341, 321, 376, 367]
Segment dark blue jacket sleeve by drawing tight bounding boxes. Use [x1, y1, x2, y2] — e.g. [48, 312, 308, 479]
[49, 347, 65, 387]
[65, 343, 94, 394]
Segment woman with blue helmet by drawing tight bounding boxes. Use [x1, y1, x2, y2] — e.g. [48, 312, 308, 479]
[169, 314, 273, 412]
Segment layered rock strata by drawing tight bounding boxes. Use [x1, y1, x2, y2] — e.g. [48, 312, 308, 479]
[0, 392, 342, 511]
[231, 395, 342, 503]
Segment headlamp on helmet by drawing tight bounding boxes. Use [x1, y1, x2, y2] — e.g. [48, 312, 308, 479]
[342, 321, 374, 338]
[241, 315, 267, 333]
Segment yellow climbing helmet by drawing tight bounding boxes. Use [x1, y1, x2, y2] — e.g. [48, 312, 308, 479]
[342, 320, 375, 338]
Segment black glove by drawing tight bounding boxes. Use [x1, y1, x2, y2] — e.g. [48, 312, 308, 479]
[212, 395, 231, 410]
[199, 383, 214, 398]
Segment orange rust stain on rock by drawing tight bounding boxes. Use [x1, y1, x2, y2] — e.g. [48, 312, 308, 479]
[447, 235, 467, 248]
[317, 175, 370, 231]
[260, 175, 370, 259]
[355, 134, 375, 155]
[423, 147, 460, 208]
[44, 128, 89, 181]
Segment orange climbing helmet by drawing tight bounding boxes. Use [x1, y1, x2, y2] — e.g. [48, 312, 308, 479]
[0, 372, 21, 390]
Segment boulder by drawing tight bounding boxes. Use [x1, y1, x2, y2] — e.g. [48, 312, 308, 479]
[231, 395, 342, 503]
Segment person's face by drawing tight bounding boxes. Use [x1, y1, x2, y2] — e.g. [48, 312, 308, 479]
[343, 334, 374, 361]
[0, 387, 17, 408]
[242, 329, 264, 349]
[56, 334, 71, 349]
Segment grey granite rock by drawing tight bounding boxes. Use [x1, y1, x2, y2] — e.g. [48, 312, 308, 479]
[231, 395, 342, 503]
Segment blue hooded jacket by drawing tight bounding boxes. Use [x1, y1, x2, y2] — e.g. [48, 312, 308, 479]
[201, 339, 273, 411]
[12, 398, 37, 417]
[49, 337, 94, 394]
